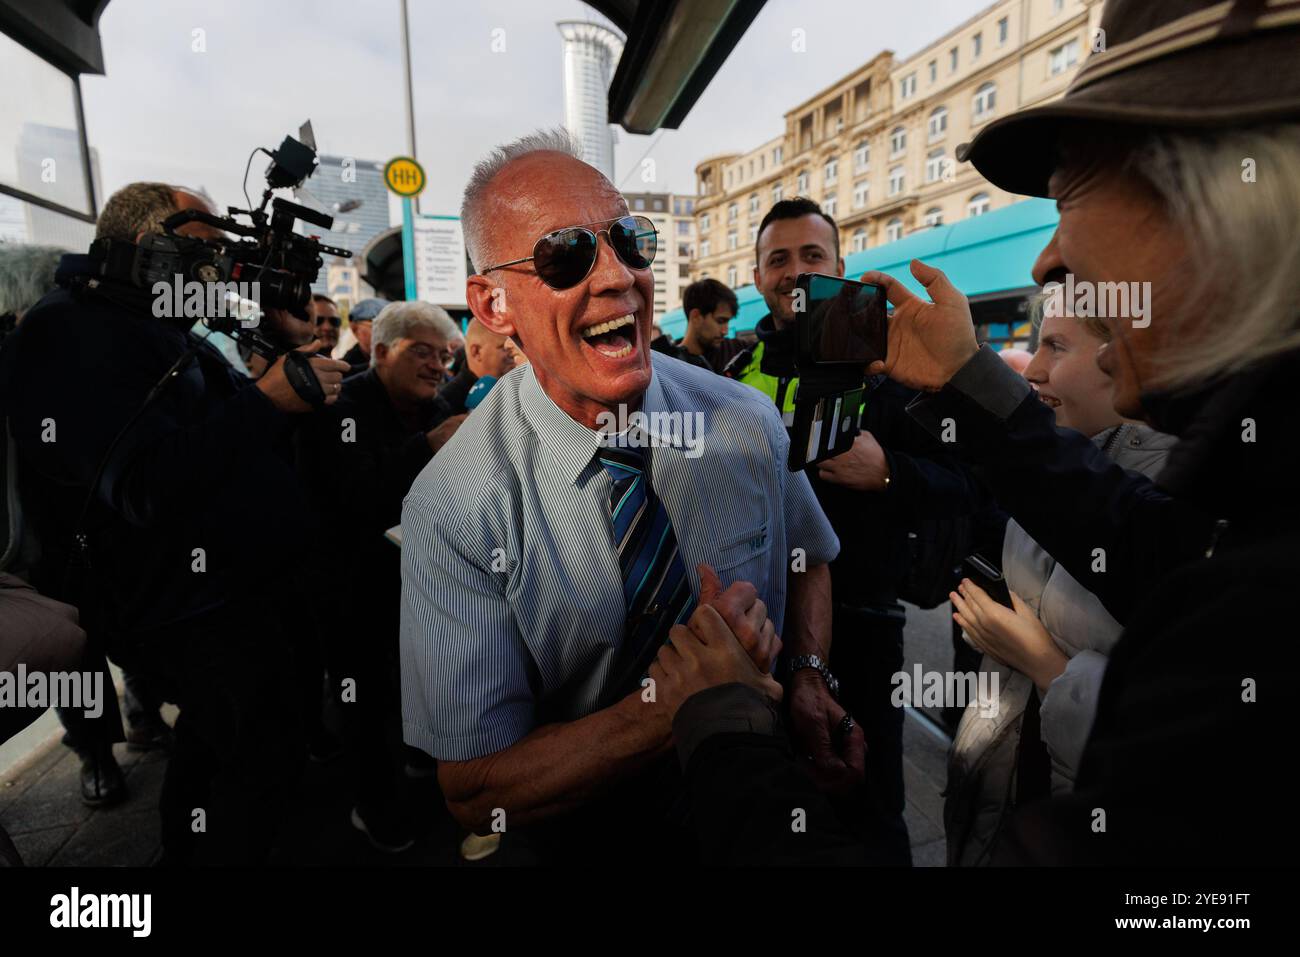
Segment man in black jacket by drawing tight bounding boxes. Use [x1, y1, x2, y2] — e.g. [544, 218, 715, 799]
[733, 199, 984, 860]
[300, 299, 464, 851]
[0, 181, 351, 864]
[436, 317, 520, 415]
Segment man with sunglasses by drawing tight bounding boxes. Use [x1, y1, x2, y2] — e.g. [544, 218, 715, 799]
[312, 293, 342, 354]
[399, 129, 846, 864]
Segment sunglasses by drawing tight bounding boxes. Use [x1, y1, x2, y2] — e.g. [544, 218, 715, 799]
[478, 215, 657, 290]
[316, 315, 342, 328]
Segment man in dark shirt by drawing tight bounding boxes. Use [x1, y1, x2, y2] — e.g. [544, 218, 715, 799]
[650, 278, 748, 373]
[301, 299, 465, 851]
[340, 297, 387, 374]
[436, 317, 521, 414]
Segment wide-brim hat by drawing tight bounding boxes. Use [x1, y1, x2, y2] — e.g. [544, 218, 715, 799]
[958, 0, 1300, 197]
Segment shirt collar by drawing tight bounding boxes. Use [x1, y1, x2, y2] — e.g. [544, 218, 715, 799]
[517, 355, 689, 486]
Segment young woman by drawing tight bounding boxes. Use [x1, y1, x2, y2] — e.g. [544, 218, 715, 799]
[943, 310, 1175, 866]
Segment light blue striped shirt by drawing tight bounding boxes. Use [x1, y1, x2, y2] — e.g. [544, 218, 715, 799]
[400, 352, 839, 761]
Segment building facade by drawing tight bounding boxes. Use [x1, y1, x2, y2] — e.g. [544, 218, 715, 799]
[692, 0, 1101, 289]
[294, 154, 391, 294]
[623, 191, 696, 323]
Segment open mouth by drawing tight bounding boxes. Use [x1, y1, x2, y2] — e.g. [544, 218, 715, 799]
[579, 314, 637, 359]
[1039, 392, 1062, 409]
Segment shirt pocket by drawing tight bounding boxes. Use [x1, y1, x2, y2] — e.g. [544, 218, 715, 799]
[712, 518, 773, 589]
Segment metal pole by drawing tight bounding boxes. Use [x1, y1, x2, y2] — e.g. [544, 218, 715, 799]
[400, 0, 419, 213]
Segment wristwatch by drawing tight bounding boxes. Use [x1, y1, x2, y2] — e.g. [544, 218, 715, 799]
[786, 654, 839, 700]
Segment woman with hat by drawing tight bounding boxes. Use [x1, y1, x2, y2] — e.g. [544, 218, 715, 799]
[862, 0, 1300, 864]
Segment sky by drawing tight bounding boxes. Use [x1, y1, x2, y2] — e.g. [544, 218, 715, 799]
[79, 0, 993, 221]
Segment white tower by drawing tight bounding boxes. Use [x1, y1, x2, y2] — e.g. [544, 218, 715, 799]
[556, 20, 625, 181]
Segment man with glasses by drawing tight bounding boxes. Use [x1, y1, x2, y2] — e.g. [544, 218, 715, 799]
[312, 293, 342, 354]
[399, 129, 847, 864]
[301, 299, 466, 852]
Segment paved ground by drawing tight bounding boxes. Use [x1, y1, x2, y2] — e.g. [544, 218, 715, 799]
[1, 603, 960, 867]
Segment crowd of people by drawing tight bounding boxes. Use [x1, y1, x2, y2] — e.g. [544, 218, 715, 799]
[0, 0, 1296, 868]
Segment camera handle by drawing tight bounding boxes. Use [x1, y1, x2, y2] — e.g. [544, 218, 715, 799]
[281, 350, 327, 409]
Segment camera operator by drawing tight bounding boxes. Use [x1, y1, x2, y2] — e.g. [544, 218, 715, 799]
[0, 181, 350, 865]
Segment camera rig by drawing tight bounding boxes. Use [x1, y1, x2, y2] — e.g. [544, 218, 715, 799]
[82, 126, 351, 361]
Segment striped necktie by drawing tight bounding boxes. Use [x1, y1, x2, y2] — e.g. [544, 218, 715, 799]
[598, 445, 695, 700]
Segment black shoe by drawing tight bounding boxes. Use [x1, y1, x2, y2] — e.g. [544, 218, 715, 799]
[126, 720, 174, 753]
[78, 749, 127, 808]
[350, 804, 415, 854]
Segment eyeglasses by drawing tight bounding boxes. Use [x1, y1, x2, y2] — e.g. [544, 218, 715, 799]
[477, 215, 657, 290]
[407, 342, 454, 365]
[316, 315, 341, 328]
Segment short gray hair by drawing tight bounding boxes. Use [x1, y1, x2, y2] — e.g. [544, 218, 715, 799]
[0, 243, 67, 319]
[370, 300, 459, 367]
[460, 127, 586, 273]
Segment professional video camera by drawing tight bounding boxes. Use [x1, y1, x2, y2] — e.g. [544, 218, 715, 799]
[81, 122, 350, 360]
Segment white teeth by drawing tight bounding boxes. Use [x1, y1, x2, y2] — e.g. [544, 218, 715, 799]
[581, 315, 635, 338]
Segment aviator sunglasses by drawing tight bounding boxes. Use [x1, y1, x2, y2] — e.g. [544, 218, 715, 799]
[477, 215, 658, 290]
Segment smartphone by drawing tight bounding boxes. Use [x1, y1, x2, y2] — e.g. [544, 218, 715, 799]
[794, 273, 888, 369]
[962, 553, 1014, 608]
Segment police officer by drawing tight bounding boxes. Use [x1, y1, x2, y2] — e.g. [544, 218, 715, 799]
[731, 197, 983, 859]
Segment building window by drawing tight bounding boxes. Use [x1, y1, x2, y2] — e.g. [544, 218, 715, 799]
[677, 242, 691, 258]
[728, 203, 738, 222]
[1049, 39, 1080, 76]
[727, 265, 738, 287]
[823, 195, 837, 217]
[633, 198, 645, 210]
[853, 140, 870, 172]
[1052, 0, 1064, 14]
[998, 16, 1009, 43]
[748, 192, 760, 215]
[797, 169, 809, 193]
[679, 263, 690, 278]
[852, 227, 868, 252]
[774, 145, 784, 164]
[973, 32, 982, 59]
[927, 106, 948, 142]
[922, 206, 944, 228]
[889, 126, 907, 157]
[824, 157, 838, 185]
[700, 239, 711, 257]
[900, 73, 916, 99]
[972, 82, 997, 122]
[772, 182, 784, 204]
[925, 148, 947, 183]
[928, 59, 937, 83]
[701, 212, 710, 232]
[967, 192, 991, 217]
[949, 47, 958, 72]
[853, 180, 869, 208]
[685, 199, 694, 214]
[727, 230, 738, 251]
[748, 223, 758, 244]
[833, 114, 845, 134]
[676, 221, 690, 237]
[889, 165, 905, 196]
[886, 218, 903, 243]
